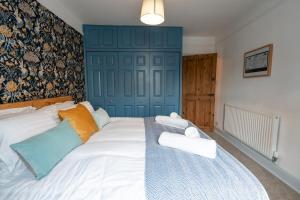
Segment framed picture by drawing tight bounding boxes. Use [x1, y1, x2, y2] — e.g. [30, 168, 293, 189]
[243, 44, 273, 78]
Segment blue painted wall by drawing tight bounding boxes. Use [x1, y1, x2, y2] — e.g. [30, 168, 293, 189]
[83, 25, 182, 117]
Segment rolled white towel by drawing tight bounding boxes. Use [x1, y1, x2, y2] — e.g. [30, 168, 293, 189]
[170, 112, 182, 119]
[185, 127, 200, 138]
[155, 116, 188, 129]
[158, 132, 217, 159]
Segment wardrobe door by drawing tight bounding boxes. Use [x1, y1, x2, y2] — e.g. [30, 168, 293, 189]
[118, 28, 133, 48]
[134, 53, 150, 117]
[86, 52, 106, 109]
[149, 28, 164, 49]
[165, 28, 182, 49]
[103, 53, 119, 117]
[150, 53, 165, 116]
[118, 53, 135, 117]
[118, 27, 149, 49]
[133, 27, 149, 48]
[164, 53, 180, 115]
[85, 28, 100, 49]
[84, 26, 117, 49]
[150, 27, 182, 49]
[101, 27, 117, 48]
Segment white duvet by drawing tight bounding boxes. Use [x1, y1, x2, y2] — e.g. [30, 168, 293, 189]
[0, 118, 146, 200]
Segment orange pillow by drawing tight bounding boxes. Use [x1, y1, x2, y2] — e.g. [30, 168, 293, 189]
[58, 104, 99, 143]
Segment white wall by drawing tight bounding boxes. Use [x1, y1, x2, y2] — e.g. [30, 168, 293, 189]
[37, 0, 83, 34]
[215, 0, 300, 186]
[182, 36, 215, 56]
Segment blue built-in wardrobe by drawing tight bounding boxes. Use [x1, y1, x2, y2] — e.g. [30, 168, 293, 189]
[83, 25, 182, 117]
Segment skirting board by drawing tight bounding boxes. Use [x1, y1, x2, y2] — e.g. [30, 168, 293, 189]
[215, 128, 300, 194]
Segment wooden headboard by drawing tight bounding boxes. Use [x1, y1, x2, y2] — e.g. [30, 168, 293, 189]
[0, 96, 73, 110]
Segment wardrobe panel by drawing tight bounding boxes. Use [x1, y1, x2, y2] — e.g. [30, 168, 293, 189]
[150, 53, 164, 116]
[134, 53, 149, 117]
[92, 70, 104, 97]
[133, 27, 149, 48]
[136, 105, 147, 117]
[106, 105, 117, 117]
[149, 27, 182, 49]
[118, 28, 132, 48]
[118, 53, 135, 116]
[153, 70, 163, 96]
[165, 28, 182, 49]
[124, 71, 133, 96]
[103, 53, 119, 117]
[85, 28, 100, 48]
[153, 105, 164, 116]
[150, 28, 164, 48]
[124, 105, 134, 117]
[84, 25, 182, 117]
[164, 53, 180, 115]
[165, 70, 175, 96]
[84, 26, 117, 49]
[106, 70, 116, 97]
[86, 52, 106, 109]
[118, 27, 149, 49]
[136, 70, 146, 96]
[102, 28, 117, 48]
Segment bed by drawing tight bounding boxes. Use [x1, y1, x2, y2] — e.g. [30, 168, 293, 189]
[0, 97, 269, 200]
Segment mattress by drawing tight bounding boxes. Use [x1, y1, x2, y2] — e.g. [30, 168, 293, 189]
[0, 117, 268, 200]
[0, 118, 147, 200]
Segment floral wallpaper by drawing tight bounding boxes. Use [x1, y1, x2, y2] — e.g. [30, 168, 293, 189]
[0, 0, 84, 103]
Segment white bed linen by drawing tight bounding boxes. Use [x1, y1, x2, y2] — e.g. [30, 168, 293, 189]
[0, 118, 146, 200]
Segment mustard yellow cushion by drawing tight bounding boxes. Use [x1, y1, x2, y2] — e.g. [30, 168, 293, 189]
[58, 104, 99, 143]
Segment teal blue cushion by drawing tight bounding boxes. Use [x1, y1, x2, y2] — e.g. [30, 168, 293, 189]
[10, 120, 82, 179]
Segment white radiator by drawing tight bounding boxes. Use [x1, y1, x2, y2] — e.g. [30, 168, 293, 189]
[223, 104, 280, 161]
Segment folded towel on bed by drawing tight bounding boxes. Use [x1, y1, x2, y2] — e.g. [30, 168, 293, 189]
[170, 112, 182, 119]
[185, 127, 200, 138]
[155, 116, 188, 129]
[158, 132, 217, 159]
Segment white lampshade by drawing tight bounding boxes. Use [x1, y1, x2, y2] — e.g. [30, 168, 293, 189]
[140, 0, 165, 25]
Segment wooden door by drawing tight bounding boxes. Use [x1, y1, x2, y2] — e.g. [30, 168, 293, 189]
[182, 54, 217, 132]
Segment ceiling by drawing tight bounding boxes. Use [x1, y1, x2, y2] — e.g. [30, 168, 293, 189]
[51, 0, 269, 36]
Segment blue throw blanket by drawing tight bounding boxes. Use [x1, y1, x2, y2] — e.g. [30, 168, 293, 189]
[144, 118, 269, 200]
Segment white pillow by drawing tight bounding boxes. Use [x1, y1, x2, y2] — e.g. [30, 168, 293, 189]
[0, 110, 59, 172]
[39, 101, 75, 122]
[79, 101, 95, 113]
[39, 101, 75, 112]
[54, 101, 75, 110]
[0, 106, 36, 115]
[0, 106, 36, 119]
[94, 108, 111, 128]
[0, 110, 37, 120]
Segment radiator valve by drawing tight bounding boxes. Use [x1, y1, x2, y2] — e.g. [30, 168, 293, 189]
[272, 151, 279, 162]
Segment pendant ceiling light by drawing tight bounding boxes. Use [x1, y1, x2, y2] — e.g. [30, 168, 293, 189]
[140, 0, 165, 25]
